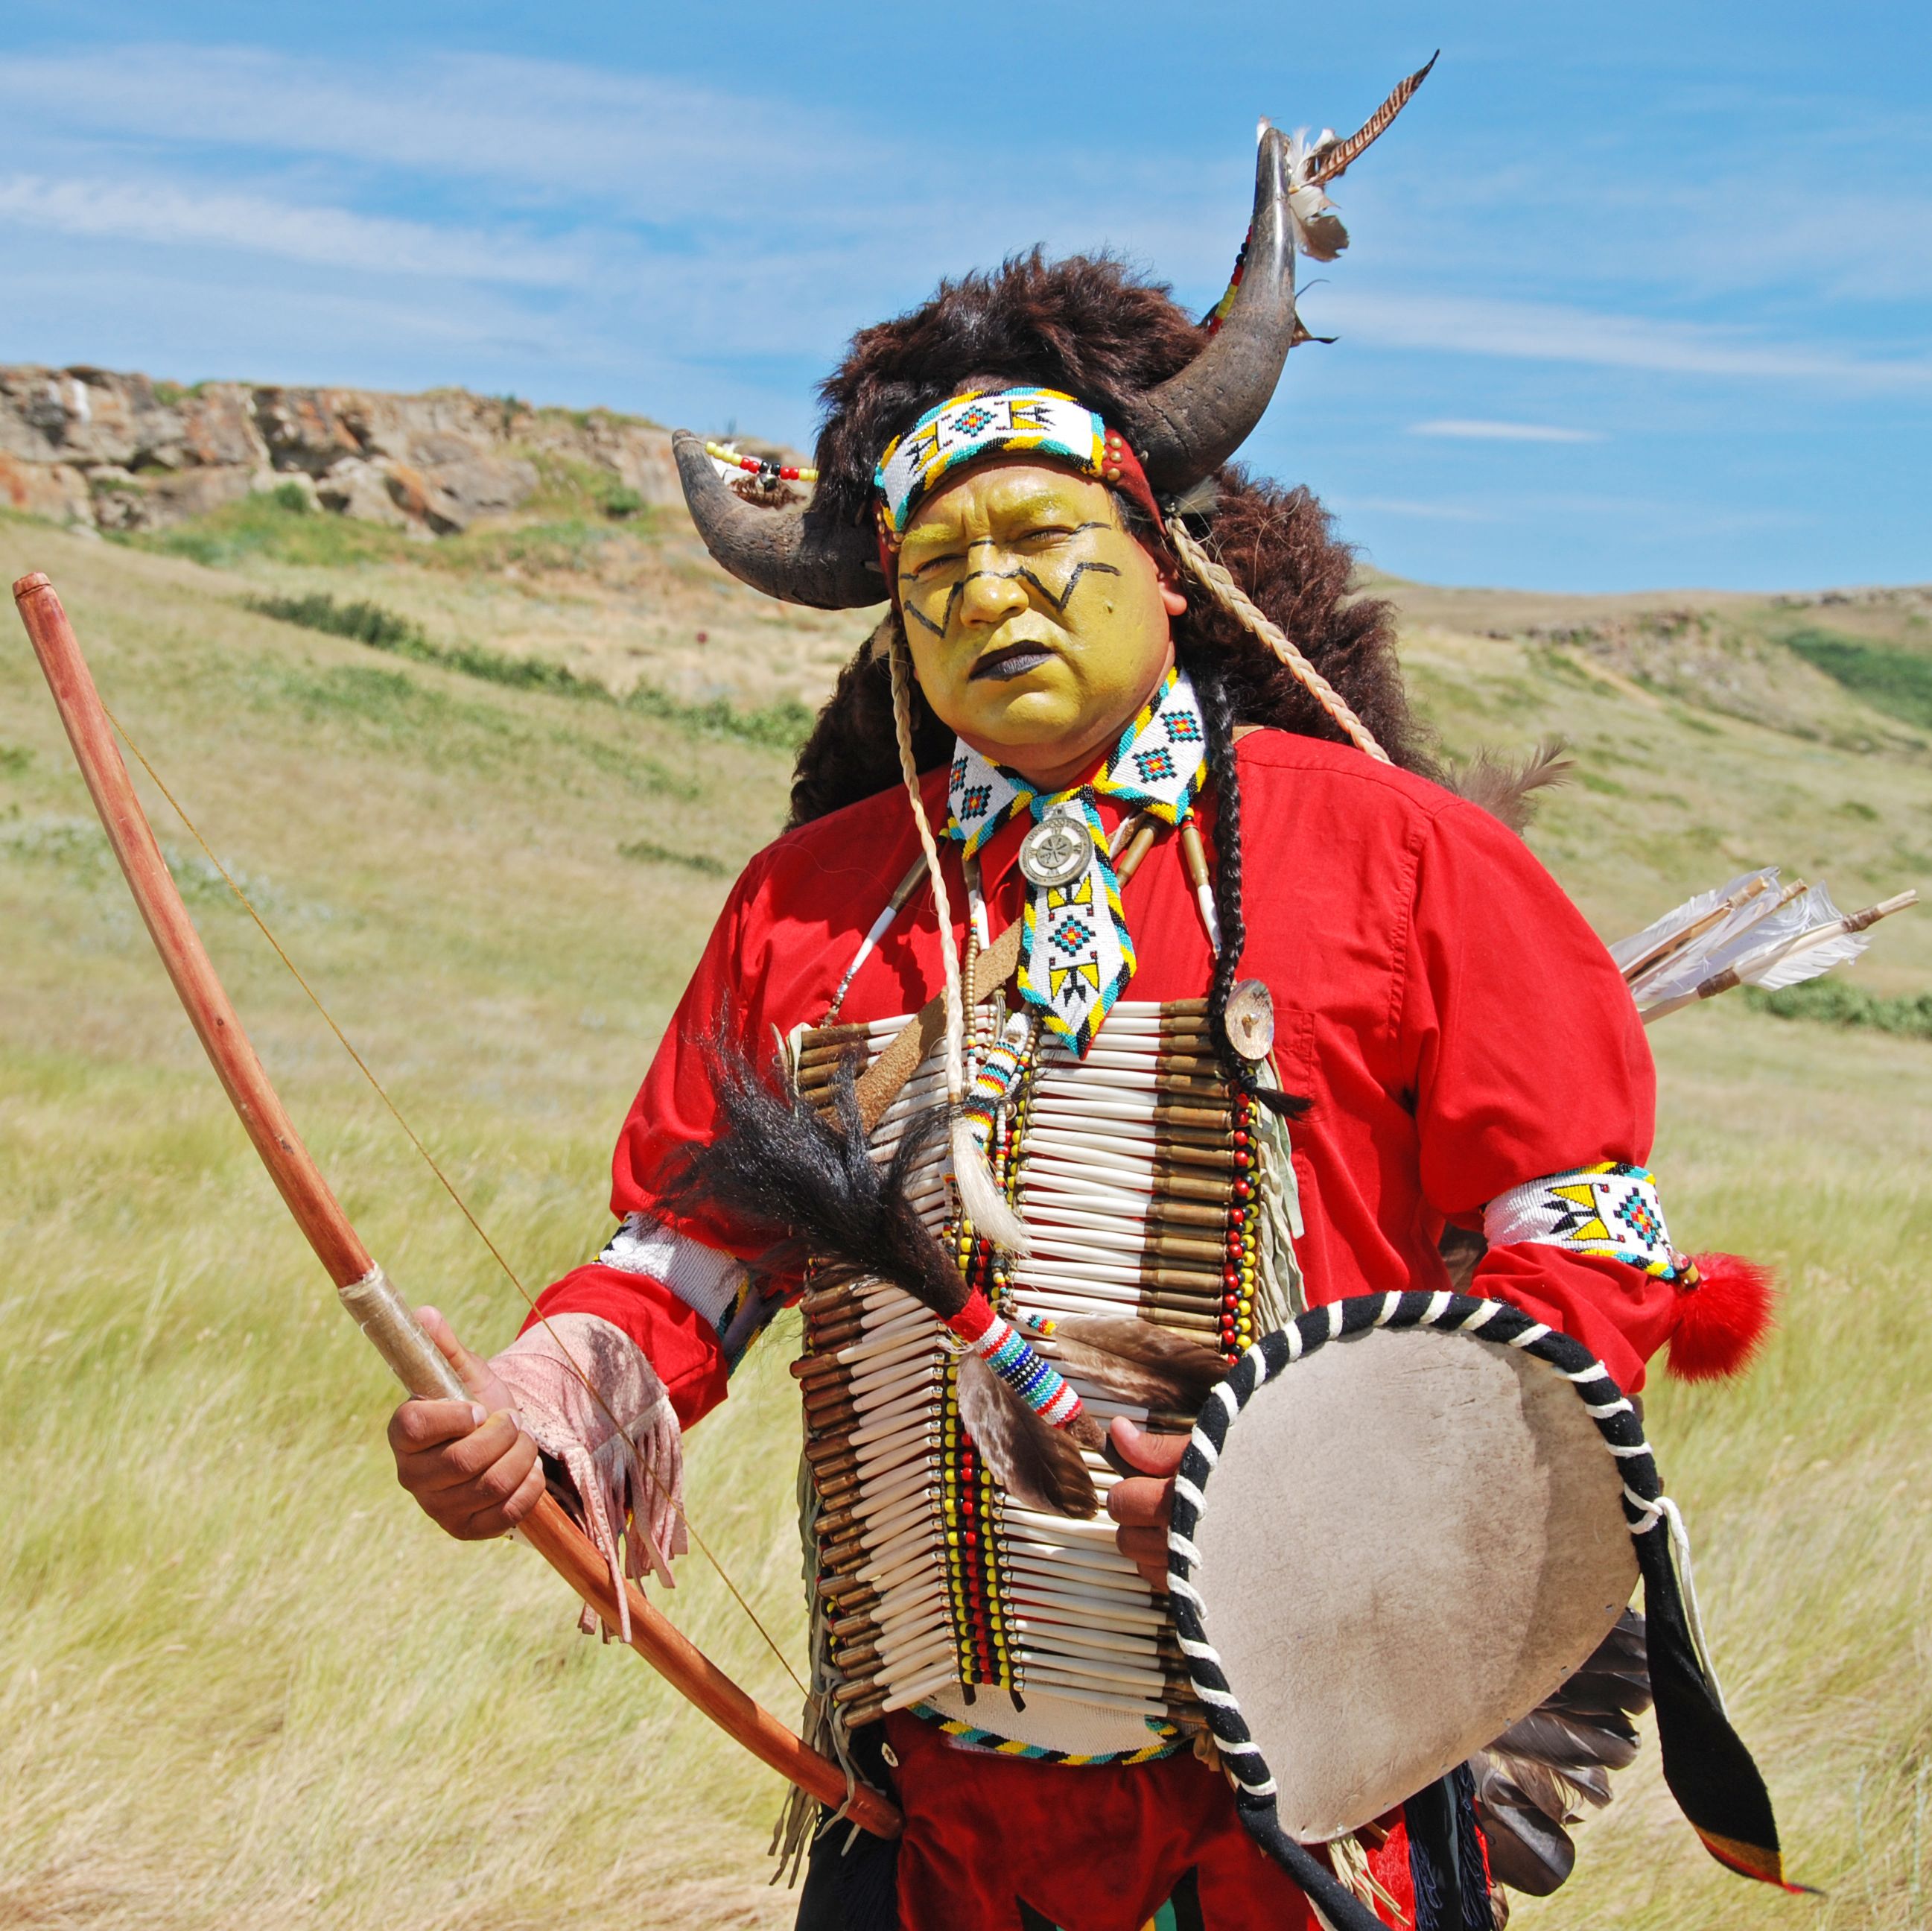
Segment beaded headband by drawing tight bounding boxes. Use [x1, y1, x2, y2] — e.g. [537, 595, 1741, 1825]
[871, 385, 1163, 547]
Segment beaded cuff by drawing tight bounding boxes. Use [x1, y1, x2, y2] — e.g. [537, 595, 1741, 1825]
[600, 1209, 779, 1369]
[1483, 1161, 1685, 1280]
[949, 1291, 1084, 1429]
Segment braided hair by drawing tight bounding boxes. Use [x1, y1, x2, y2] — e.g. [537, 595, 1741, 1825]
[1188, 650, 1310, 1122]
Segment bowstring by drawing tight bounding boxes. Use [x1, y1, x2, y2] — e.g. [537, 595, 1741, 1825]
[106, 704, 807, 1699]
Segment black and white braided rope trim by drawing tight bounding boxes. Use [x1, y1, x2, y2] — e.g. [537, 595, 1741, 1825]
[1165, 1290, 1662, 1819]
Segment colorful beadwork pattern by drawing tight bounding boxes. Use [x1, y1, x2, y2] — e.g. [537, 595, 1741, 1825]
[1484, 1161, 1685, 1279]
[1221, 1091, 1262, 1356]
[947, 666, 1207, 855]
[910, 1706, 1183, 1766]
[962, 1036, 1029, 1155]
[874, 387, 1105, 536]
[969, 1309, 1083, 1426]
[938, 1352, 1011, 1690]
[946, 668, 1209, 1056]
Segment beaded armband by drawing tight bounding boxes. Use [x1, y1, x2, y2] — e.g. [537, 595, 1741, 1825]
[1483, 1161, 1688, 1281]
[600, 1209, 778, 1369]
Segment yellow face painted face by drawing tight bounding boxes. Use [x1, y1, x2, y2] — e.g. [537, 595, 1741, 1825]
[896, 460, 1182, 788]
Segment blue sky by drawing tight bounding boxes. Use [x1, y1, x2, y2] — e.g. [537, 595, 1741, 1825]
[3, 1, 1926, 592]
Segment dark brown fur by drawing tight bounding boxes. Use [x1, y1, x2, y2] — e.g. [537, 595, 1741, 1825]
[786, 252, 1436, 825]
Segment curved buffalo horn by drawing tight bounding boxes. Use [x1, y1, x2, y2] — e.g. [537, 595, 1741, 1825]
[1134, 127, 1297, 495]
[672, 431, 886, 609]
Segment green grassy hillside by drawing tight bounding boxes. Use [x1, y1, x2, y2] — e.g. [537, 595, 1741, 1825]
[1, 502, 1927, 1930]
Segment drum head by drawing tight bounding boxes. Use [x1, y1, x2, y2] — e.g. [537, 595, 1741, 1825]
[1173, 1304, 1639, 1843]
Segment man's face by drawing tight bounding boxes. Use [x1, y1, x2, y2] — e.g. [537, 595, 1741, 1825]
[896, 460, 1183, 786]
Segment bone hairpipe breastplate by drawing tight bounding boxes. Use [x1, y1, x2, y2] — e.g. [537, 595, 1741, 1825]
[792, 998, 1303, 1761]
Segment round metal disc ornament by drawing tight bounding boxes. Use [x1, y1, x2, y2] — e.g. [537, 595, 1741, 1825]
[1018, 812, 1093, 889]
[1224, 978, 1275, 1060]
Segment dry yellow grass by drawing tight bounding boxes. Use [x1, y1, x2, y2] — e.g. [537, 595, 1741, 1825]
[1, 508, 1926, 1929]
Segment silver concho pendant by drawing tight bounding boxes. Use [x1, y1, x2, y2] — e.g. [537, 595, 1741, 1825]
[1224, 978, 1276, 1060]
[1018, 813, 1093, 890]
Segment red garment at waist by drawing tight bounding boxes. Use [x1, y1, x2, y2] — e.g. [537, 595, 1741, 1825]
[882, 1710, 1417, 1930]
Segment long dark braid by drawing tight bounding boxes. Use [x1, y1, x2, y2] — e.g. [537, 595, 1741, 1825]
[1188, 650, 1309, 1123]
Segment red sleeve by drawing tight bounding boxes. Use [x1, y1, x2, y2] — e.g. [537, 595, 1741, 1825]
[1399, 801, 1676, 1392]
[519, 852, 788, 1430]
[608, 847, 789, 1258]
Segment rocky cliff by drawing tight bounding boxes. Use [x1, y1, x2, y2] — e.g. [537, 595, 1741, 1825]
[0, 365, 778, 538]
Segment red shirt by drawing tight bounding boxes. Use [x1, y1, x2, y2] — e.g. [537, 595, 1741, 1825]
[530, 729, 1673, 1424]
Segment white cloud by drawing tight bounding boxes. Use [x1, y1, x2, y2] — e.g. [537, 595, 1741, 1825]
[1410, 419, 1603, 443]
[0, 174, 578, 284]
[0, 46, 874, 217]
[1338, 290, 1932, 390]
[2, 39, 1926, 431]
[0, 42, 1259, 291]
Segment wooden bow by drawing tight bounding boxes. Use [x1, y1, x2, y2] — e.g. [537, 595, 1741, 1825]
[12, 571, 900, 1842]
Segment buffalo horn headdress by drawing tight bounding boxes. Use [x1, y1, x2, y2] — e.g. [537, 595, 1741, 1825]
[670, 68, 1432, 609]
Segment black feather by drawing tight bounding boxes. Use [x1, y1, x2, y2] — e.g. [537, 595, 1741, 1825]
[1469, 1611, 1653, 1898]
[670, 1041, 1102, 1516]
[664, 1041, 967, 1319]
[1491, 1609, 1650, 1786]
[1467, 1757, 1577, 1897]
[957, 1354, 1099, 1518]
[1490, 1712, 1630, 1786]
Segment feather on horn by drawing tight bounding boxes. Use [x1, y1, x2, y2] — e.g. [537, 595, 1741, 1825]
[1309, 53, 1440, 184]
[1137, 58, 1434, 492]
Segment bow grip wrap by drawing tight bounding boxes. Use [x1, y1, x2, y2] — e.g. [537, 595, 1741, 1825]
[339, 1264, 468, 1402]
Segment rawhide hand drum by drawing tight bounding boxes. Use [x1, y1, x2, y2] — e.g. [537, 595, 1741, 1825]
[1170, 1293, 1634, 1845]
[1168, 1291, 1796, 1914]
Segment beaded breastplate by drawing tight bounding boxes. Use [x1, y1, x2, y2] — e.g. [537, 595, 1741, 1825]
[792, 997, 1303, 1763]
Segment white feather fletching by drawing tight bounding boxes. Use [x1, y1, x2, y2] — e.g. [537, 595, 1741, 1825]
[1746, 928, 1869, 991]
[1609, 869, 1773, 974]
[1629, 875, 1911, 1021]
[1633, 876, 1837, 1005]
[1725, 887, 1866, 989]
[1638, 873, 1800, 1005]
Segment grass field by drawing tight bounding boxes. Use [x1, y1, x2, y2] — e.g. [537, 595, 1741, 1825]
[1, 504, 1927, 1930]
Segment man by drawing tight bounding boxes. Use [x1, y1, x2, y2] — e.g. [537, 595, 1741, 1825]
[387, 129, 1699, 1930]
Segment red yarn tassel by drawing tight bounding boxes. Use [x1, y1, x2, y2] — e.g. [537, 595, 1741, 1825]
[1665, 1253, 1778, 1382]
